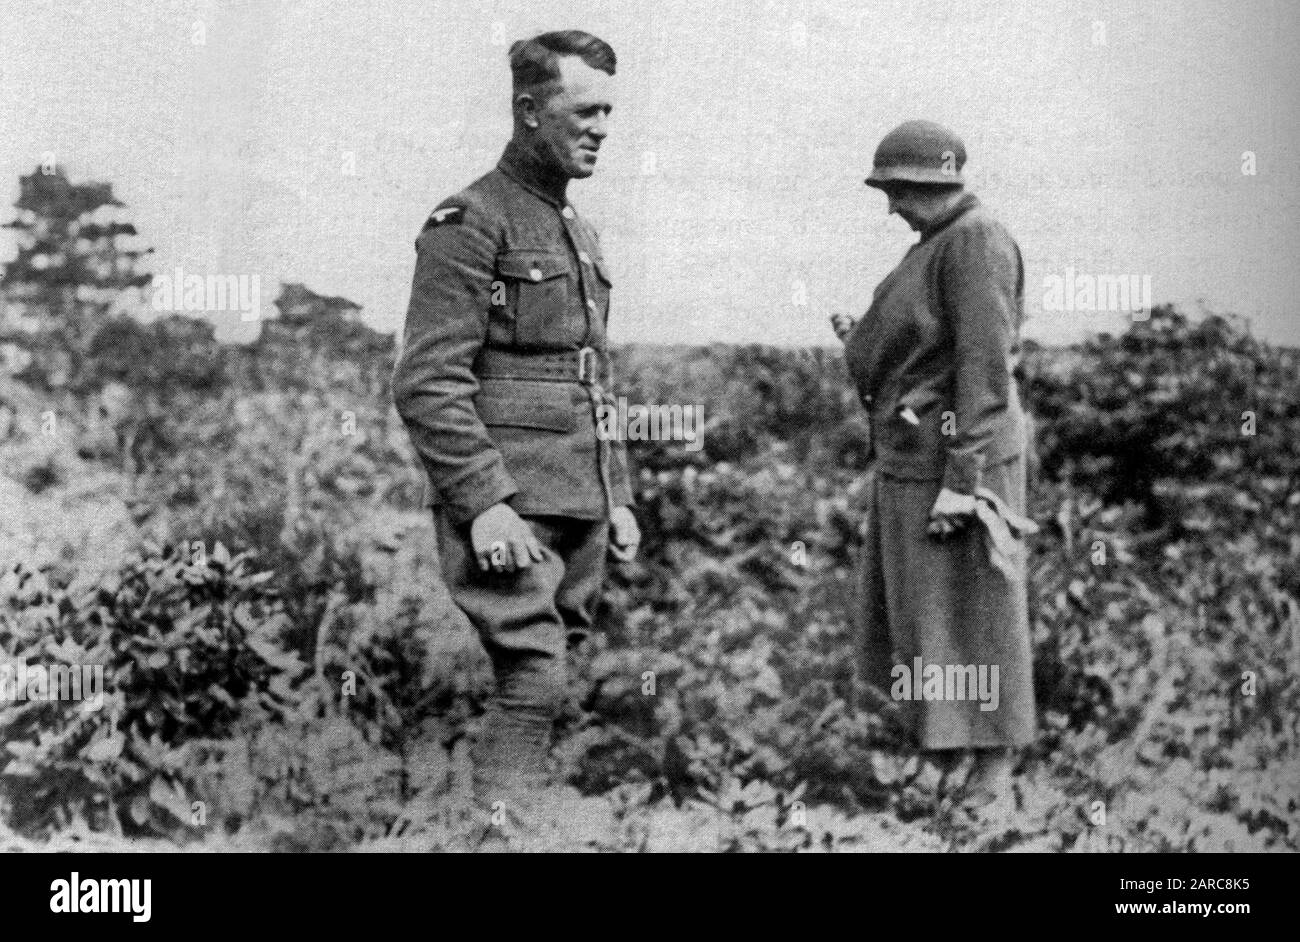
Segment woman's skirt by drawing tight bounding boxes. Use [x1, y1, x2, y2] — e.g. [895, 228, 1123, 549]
[857, 454, 1037, 750]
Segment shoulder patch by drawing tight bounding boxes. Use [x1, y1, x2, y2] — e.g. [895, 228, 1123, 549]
[421, 205, 464, 232]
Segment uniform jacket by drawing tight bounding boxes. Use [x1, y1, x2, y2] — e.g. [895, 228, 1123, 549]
[392, 140, 633, 526]
[843, 193, 1027, 495]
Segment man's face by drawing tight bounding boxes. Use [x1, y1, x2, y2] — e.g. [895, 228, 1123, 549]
[530, 56, 615, 179]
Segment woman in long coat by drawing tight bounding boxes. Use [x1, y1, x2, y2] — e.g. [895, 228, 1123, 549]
[832, 121, 1037, 806]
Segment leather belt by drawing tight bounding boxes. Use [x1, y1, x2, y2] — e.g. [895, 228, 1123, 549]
[475, 344, 616, 518]
[475, 346, 607, 385]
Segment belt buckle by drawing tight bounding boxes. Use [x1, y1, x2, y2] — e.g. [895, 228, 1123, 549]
[577, 346, 596, 384]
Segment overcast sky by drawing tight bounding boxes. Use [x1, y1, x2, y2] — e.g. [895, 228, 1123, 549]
[3, 0, 1298, 346]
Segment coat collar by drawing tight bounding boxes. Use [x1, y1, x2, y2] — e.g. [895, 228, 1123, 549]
[497, 139, 570, 207]
[919, 192, 980, 242]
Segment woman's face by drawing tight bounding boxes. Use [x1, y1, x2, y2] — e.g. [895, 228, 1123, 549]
[882, 185, 963, 231]
[883, 187, 931, 231]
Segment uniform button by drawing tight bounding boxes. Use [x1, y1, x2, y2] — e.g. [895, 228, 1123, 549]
[587, 298, 597, 310]
[578, 250, 591, 265]
[529, 268, 542, 281]
[562, 206, 575, 219]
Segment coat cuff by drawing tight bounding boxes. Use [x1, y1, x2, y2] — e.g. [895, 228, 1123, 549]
[941, 451, 985, 495]
[438, 461, 518, 526]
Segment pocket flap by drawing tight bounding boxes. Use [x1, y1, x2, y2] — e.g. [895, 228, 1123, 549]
[475, 379, 575, 432]
[897, 386, 946, 415]
[497, 250, 570, 282]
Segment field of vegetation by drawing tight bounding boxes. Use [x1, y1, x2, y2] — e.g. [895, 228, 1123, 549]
[1, 169, 1297, 852]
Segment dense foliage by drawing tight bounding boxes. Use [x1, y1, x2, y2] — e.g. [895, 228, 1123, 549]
[1, 169, 1295, 851]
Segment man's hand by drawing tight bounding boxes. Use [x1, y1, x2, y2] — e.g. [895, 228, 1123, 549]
[608, 506, 641, 562]
[470, 503, 545, 573]
[927, 487, 978, 539]
[830, 312, 858, 342]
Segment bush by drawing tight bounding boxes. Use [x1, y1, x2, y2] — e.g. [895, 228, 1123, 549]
[4, 295, 1296, 852]
[0, 542, 303, 837]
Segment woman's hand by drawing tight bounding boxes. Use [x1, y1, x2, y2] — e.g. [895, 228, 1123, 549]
[830, 313, 858, 342]
[927, 487, 977, 538]
[609, 505, 641, 562]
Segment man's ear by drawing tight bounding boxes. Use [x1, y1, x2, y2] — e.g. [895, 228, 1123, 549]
[514, 92, 541, 130]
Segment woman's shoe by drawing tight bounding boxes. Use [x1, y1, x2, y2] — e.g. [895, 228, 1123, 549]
[937, 749, 977, 800]
[960, 750, 1017, 820]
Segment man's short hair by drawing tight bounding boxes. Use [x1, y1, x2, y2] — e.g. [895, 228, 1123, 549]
[509, 31, 616, 102]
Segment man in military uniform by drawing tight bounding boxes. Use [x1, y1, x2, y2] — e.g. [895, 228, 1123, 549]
[391, 30, 640, 811]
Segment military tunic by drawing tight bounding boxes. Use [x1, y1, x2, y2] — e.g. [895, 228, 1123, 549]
[392, 139, 632, 526]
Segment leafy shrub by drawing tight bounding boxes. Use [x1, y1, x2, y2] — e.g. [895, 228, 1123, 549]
[559, 307, 1300, 849]
[0, 542, 303, 837]
[4, 293, 1296, 852]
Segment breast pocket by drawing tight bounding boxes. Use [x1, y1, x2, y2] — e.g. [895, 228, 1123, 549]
[496, 250, 579, 349]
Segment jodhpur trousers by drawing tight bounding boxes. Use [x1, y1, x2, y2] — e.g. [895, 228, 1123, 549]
[434, 510, 609, 795]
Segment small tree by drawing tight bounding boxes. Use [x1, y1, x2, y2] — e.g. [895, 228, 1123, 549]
[1, 165, 152, 389]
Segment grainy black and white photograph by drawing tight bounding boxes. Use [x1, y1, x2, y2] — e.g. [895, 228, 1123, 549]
[0, 0, 1297, 892]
